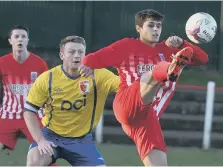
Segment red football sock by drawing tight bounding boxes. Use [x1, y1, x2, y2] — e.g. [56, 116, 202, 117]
[152, 61, 170, 82]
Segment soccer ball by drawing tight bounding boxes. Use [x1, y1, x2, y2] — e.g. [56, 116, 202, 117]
[185, 12, 217, 44]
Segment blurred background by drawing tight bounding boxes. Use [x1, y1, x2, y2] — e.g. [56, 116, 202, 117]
[0, 1, 223, 166]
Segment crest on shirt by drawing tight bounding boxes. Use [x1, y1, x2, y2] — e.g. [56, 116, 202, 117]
[158, 53, 165, 61]
[79, 80, 90, 94]
[30, 72, 38, 81]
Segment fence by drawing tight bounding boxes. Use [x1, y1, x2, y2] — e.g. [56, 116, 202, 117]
[0, 1, 221, 69]
[95, 81, 218, 149]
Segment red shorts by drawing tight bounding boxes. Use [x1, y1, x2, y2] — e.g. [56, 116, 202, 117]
[122, 111, 167, 161]
[0, 118, 42, 150]
[113, 80, 166, 160]
[113, 80, 151, 126]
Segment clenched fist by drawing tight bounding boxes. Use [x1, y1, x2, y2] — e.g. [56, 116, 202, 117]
[165, 36, 184, 48]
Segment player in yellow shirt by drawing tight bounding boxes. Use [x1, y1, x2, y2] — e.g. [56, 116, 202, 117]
[23, 36, 119, 166]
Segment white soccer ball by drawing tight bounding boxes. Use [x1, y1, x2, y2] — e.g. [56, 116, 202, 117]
[185, 12, 217, 44]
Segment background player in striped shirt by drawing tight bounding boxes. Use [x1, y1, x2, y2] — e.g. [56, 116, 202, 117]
[80, 9, 208, 166]
[24, 36, 119, 166]
[0, 25, 49, 155]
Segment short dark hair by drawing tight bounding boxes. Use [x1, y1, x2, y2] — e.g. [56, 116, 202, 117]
[59, 36, 86, 50]
[8, 25, 29, 38]
[135, 9, 164, 27]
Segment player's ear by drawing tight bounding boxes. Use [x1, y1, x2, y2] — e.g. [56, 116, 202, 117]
[59, 52, 64, 60]
[8, 38, 12, 45]
[136, 25, 141, 34]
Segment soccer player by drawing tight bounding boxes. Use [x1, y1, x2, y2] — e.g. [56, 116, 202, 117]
[0, 25, 48, 155]
[79, 9, 208, 166]
[24, 35, 119, 166]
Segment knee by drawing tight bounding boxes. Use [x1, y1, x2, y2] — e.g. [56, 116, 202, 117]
[27, 149, 52, 166]
[27, 156, 40, 166]
[143, 149, 167, 166]
[27, 154, 46, 166]
[27, 156, 51, 166]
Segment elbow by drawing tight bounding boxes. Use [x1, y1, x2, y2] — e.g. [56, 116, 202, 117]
[23, 110, 36, 120]
[191, 52, 209, 65]
[200, 52, 209, 64]
[197, 53, 209, 64]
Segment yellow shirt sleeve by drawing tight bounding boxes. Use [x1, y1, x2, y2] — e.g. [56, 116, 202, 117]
[25, 71, 49, 112]
[95, 69, 120, 93]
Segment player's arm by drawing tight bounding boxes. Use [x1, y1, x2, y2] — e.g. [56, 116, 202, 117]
[96, 69, 120, 93]
[165, 36, 208, 65]
[179, 40, 208, 65]
[24, 72, 49, 143]
[82, 38, 131, 69]
[105, 71, 120, 93]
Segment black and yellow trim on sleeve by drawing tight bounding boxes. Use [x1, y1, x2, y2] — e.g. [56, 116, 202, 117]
[46, 72, 53, 127]
[24, 101, 40, 114]
[88, 73, 97, 134]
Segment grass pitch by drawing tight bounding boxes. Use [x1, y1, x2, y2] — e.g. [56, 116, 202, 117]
[0, 139, 223, 166]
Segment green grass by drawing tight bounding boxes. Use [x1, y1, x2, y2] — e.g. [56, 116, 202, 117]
[1, 139, 223, 166]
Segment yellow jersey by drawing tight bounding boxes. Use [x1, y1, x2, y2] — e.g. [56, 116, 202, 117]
[24, 65, 119, 137]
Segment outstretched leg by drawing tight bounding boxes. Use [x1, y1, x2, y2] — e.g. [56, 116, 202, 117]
[140, 47, 193, 104]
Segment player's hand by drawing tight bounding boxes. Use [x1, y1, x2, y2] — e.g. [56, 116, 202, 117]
[165, 36, 183, 48]
[78, 65, 93, 77]
[37, 139, 55, 156]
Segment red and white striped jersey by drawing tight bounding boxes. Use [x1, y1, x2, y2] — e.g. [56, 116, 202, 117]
[83, 38, 208, 118]
[0, 53, 48, 119]
[83, 38, 172, 88]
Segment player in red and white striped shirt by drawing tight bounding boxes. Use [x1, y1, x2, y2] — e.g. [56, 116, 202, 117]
[0, 25, 48, 154]
[80, 9, 208, 166]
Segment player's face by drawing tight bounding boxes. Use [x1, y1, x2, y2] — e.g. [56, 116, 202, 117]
[8, 29, 29, 52]
[136, 18, 162, 43]
[60, 42, 86, 70]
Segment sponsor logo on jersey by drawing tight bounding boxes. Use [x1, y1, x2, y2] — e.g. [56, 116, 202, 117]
[31, 72, 38, 81]
[61, 95, 87, 111]
[137, 64, 155, 75]
[9, 84, 32, 95]
[79, 80, 90, 94]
